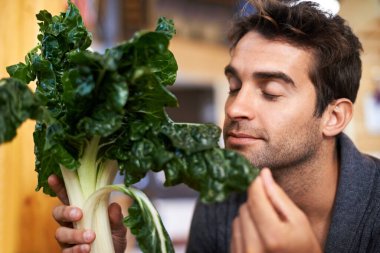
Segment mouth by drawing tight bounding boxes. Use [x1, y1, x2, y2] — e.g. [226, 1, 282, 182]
[226, 131, 263, 146]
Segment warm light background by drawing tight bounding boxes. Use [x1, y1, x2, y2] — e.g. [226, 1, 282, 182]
[0, 1, 379, 253]
[0, 1, 66, 253]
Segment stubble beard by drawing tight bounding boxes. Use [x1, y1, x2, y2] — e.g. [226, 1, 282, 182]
[223, 119, 323, 176]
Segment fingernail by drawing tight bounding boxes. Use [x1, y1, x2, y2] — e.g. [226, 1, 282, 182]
[80, 244, 90, 252]
[83, 230, 95, 242]
[70, 208, 80, 219]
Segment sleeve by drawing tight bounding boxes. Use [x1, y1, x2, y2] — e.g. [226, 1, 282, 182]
[186, 199, 217, 253]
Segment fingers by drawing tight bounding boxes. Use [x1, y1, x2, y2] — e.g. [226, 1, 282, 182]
[62, 244, 91, 253]
[56, 227, 95, 245]
[109, 203, 127, 235]
[48, 174, 70, 205]
[239, 204, 263, 253]
[108, 202, 127, 252]
[53, 206, 94, 253]
[260, 168, 300, 221]
[56, 227, 95, 252]
[247, 175, 281, 230]
[246, 170, 293, 248]
[108, 202, 124, 230]
[232, 169, 321, 253]
[231, 204, 263, 253]
[53, 205, 82, 226]
[231, 217, 243, 253]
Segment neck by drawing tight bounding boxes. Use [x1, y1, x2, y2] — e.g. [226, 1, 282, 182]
[272, 138, 339, 248]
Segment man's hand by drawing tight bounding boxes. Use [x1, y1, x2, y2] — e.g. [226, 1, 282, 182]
[230, 168, 322, 253]
[48, 175, 127, 253]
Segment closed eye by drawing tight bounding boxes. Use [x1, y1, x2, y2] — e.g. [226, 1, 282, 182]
[226, 75, 241, 95]
[262, 92, 281, 101]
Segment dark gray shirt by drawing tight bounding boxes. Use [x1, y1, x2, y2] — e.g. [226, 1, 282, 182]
[186, 134, 380, 253]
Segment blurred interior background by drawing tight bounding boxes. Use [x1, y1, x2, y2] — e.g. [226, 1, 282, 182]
[0, 0, 379, 252]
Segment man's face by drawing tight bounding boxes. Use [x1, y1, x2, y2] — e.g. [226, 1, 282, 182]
[223, 31, 323, 170]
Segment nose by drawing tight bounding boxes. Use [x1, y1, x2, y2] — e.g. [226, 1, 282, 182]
[225, 85, 256, 121]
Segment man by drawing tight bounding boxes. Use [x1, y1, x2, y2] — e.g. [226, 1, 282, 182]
[51, 0, 380, 252]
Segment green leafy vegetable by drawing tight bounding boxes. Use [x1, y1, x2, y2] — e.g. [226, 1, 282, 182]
[0, 78, 40, 142]
[0, 1, 259, 252]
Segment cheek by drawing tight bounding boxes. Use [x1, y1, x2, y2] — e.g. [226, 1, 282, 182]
[262, 100, 315, 132]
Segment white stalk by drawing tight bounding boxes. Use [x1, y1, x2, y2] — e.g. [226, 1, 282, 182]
[96, 159, 118, 189]
[60, 151, 119, 253]
[82, 186, 115, 253]
[82, 184, 170, 253]
[61, 156, 169, 253]
[91, 159, 118, 253]
[60, 165, 85, 208]
[78, 136, 101, 198]
[60, 165, 85, 228]
[94, 201, 115, 253]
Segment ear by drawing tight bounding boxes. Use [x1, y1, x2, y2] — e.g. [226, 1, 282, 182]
[321, 99, 353, 137]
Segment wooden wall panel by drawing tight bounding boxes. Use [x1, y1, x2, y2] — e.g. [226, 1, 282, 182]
[0, 1, 66, 253]
[339, 0, 380, 156]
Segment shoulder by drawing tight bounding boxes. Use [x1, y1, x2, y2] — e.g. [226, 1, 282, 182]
[326, 134, 380, 252]
[338, 133, 380, 177]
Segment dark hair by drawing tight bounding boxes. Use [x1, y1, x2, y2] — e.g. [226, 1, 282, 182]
[229, 0, 363, 116]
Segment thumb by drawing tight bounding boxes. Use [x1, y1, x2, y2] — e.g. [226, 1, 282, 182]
[108, 202, 124, 229]
[109, 202, 127, 233]
[108, 202, 127, 253]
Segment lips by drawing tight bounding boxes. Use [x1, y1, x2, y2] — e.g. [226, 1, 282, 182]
[226, 131, 263, 146]
[228, 132, 257, 138]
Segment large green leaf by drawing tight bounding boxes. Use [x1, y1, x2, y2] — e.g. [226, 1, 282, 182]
[160, 123, 259, 203]
[0, 78, 40, 143]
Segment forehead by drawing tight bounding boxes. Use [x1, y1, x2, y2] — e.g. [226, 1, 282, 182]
[230, 31, 314, 83]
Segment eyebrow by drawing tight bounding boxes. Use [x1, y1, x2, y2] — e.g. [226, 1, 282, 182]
[224, 64, 296, 87]
[224, 65, 239, 78]
[254, 72, 295, 87]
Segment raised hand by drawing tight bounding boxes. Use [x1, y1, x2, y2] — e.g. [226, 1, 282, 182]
[231, 168, 322, 253]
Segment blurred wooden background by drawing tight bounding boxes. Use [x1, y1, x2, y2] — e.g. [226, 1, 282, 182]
[0, 1, 66, 253]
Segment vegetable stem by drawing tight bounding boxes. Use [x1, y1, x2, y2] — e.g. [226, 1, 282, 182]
[60, 165, 84, 209]
[83, 184, 173, 253]
[96, 159, 118, 189]
[60, 160, 119, 253]
[82, 185, 115, 253]
[78, 136, 101, 198]
[60, 165, 85, 229]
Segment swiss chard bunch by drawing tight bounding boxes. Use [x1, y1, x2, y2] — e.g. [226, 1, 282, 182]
[0, 1, 259, 252]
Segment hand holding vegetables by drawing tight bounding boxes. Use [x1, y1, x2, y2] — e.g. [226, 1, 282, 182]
[0, 1, 259, 252]
[230, 169, 322, 253]
[48, 174, 127, 253]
